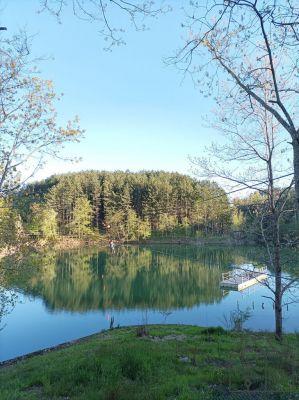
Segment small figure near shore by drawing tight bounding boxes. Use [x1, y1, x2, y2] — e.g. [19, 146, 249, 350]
[109, 239, 115, 253]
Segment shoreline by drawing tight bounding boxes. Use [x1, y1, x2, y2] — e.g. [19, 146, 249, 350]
[0, 235, 245, 260]
[1, 234, 297, 260]
[1, 322, 297, 368]
[0, 324, 298, 398]
[0, 324, 198, 367]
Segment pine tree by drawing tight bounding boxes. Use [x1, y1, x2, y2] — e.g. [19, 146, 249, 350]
[68, 197, 92, 238]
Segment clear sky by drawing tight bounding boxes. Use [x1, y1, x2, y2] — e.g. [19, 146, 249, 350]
[2, 1, 217, 180]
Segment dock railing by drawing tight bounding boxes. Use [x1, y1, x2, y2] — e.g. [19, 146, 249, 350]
[221, 266, 267, 283]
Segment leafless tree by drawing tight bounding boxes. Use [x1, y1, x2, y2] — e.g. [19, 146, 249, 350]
[171, 0, 299, 217]
[39, 0, 168, 49]
[192, 86, 297, 340]
[0, 34, 83, 195]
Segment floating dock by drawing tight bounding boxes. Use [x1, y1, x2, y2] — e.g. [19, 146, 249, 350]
[220, 266, 268, 291]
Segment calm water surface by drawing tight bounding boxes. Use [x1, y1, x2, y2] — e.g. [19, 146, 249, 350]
[0, 245, 298, 362]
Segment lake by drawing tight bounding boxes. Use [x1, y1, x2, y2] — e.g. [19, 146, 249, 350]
[0, 245, 298, 362]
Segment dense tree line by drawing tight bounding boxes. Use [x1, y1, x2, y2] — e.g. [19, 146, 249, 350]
[233, 191, 298, 246]
[7, 171, 231, 242]
[1, 170, 296, 247]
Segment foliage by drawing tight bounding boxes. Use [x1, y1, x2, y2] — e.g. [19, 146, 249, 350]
[232, 191, 298, 245]
[68, 197, 92, 238]
[27, 203, 57, 240]
[0, 34, 83, 196]
[17, 171, 232, 241]
[8, 169, 297, 245]
[0, 198, 22, 246]
[223, 306, 252, 332]
[158, 213, 177, 233]
[232, 209, 245, 231]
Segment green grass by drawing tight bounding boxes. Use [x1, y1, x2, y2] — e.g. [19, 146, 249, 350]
[1, 325, 299, 400]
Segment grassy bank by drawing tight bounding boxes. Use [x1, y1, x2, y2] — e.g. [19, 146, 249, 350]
[1, 325, 298, 400]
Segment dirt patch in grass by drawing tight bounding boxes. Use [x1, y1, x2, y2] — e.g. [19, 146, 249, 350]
[147, 334, 187, 342]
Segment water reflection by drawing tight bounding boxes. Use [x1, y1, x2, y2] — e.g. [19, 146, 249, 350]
[4, 246, 240, 312]
[1, 245, 299, 361]
[2, 246, 298, 314]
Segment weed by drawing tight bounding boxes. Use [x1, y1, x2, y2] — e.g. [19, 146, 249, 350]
[136, 325, 149, 337]
[223, 306, 252, 331]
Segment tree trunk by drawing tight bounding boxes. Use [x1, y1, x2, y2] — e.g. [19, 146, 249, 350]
[274, 269, 283, 341]
[273, 219, 283, 341]
[293, 139, 299, 220]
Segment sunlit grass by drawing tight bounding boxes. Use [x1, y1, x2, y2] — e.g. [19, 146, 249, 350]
[1, 325, 298, 399]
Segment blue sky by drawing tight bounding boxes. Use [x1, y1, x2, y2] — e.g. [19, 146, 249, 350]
[2, 1, 216, 180]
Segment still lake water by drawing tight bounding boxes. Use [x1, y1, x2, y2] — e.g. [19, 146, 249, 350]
[1, 245, 298, 362]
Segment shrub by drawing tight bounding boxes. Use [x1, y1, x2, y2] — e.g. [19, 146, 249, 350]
[201, 326, 227, 335]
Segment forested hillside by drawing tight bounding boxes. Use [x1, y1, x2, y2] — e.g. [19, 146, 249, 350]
[11, 171, 231, 242]
[1, 170, 296, 247]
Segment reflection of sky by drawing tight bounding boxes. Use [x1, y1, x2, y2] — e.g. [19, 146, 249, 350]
[1, 283, 298, 362]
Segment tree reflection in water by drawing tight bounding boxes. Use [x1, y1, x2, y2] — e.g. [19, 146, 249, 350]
[1, 245, 273, 314]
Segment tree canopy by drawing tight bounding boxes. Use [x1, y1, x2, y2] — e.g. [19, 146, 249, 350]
[16, 170, 232, 241]
[0, 34, 83, 196]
